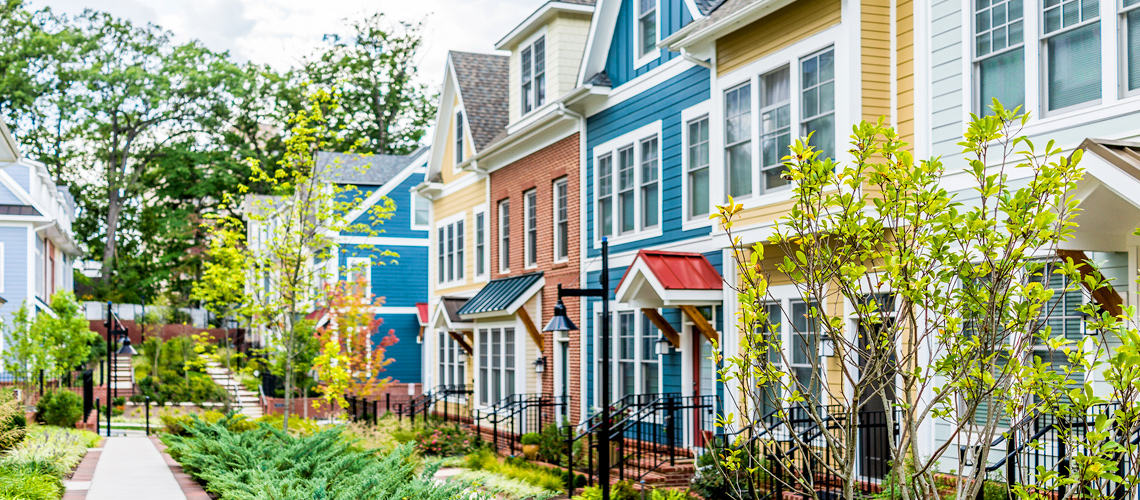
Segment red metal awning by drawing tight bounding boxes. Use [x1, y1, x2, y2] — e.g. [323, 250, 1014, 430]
[416, 302, 429, 326]
[618, 250, 722, 291]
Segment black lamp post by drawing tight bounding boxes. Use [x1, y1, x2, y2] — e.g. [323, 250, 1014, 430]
[543, 238, 612, 500]
[104, 302, 132, 437]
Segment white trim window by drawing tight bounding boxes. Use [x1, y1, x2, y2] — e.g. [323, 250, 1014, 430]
[597, 154, 614, 238]
[479, 327, 517, 406]
[346, 256, 371, 297]
[438, 332, 466, 388]
[522, 37, 546, 114]
[438, 218, 465, 285]
[412, 193, 431, 230]
[610, 310, 661, 400]
[974, 0, 1025, 115]
[759, 66, 792, 191]
[686, 116, 710, 219]
[1041, 0, 1101, 113]
[593, 122, 663, 245]
[0, 243, 5, 293]
[553, 178, 569, 262]
[800, 48, 835, 160]
[1124, 0, 1140, 96]
[525, 189, 538, 268]
[639, 137, 659, 229]
[475, 210, 487, 277]
[788, 299, 822, 404]
[455, 110, 465, 164]
[499, 199, 511, 272]
[636, 0, 658, 63]
[725, 82, 752, 198]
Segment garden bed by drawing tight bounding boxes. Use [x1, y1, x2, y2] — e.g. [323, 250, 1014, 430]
[0, 425, 102, 500]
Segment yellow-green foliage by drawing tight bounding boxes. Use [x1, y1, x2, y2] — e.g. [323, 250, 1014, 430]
[0, 425, 101, 500]
[453, 470, 556, 500]
[160, 411, 257, 436]
[463, 449, 563, 492]
[342, 416, 414, 453]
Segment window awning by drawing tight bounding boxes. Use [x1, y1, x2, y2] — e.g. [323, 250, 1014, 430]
[457, 272, 545, 320]
[416, 302, 429, 326]
[615, 250, 723, 308]
[430, 296, 475, 331]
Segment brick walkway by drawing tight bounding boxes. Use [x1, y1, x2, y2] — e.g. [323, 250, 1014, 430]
[72, 433, 207, 500]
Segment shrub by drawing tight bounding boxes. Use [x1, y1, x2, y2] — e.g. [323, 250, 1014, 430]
[163, 415, 491, 500]
[572, 481, 637, 500]
[520, 432, 541, 446]
[454, 469, 557, 500]
[415, 424, 481, 456]
[160, 411, 255, 436]
[464, 450, 565, 492]
[36, 391, 83, 428]
[536, 424, 566, 464]
[649, 489, 693, 500]
[0, 460, 61, 500]
[0, 392, 27, 452]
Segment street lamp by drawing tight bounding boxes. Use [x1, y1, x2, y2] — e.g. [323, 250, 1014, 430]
[543, 237, 612, 500]
[117, 334, 137, 356]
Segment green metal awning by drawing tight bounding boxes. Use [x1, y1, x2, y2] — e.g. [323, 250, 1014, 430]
[456, 272, 544, 320]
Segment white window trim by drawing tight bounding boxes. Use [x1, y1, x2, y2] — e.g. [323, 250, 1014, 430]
[681, 102, 713, 232]
[475, 320, 523, 409]
[712, 26, 846, 215]
[552, 177, 570, 263]
[411, 192, 431, 231]
[452, 106, 466, 175]
[1039, 2, 1103, 116]
[519, 28, 549, 117]
[438, 331, 468, 394]
[524, 189, 538, 269]
[594, 305, 664, 407]
[499, 199, 511, 273]
[474, 204, 489, 281]
[763, 284, 830, 408]
[592, 120, 664, 249]
[1121, 0, 1140, 98]
[436, 211, 467, 287]
[346, 256, 372, 297]
[633, 0, 661, 70]
[970, 0, 1027, 116]
[0, 242, 6, 293]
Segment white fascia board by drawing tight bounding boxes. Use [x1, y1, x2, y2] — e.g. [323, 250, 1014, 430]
[496, 2, 596, 50]
[426, 60, 463, 181]
[1081, 153, 1140, 209]
[458, 277, 546, 320]
[577, 0, 623, 86]
[0, 161, 48, 214]
[664, 0, 797, 51]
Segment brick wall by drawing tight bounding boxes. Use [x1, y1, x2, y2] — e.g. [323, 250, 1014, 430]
[489, 133, 582, 422]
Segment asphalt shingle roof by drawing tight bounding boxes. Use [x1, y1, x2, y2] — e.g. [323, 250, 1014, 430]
[315, 151, 413, 186]
[684, 0, 754, 33]
[457, 272, 543, 317]
[442, 297, 471, 325]
[450, 51, 510, 152]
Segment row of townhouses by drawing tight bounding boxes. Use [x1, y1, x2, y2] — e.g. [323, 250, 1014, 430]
[260, 0, 1140, 481]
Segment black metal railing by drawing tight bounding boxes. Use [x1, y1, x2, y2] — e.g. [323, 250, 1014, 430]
[967, 402, 1140, 500]
[361, 384, 473, 425]
[475, 393, 569, 455]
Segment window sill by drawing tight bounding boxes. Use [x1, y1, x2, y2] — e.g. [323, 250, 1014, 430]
[594, 226, 664, 250]
[682, 216, 714, 233]
[552, 260, 569, 270]
[634, 50, 659, 70]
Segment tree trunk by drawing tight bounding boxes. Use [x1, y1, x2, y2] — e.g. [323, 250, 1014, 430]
[101, 187, 122, 286]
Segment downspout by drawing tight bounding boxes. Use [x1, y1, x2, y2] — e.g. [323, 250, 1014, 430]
[680, 49, 711, 69]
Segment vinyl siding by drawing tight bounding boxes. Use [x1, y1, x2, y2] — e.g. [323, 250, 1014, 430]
[0, 184, 22, 205]
[604, 0, 693, 87]
[584, 65, 711, 259]
[715, 0, 842, 77]
[375, 313, 424, 384]
[441, 95, 476, 184]
[508, 14, 592, 125]
[862, 0, 892, 124]
[0, 226, 29, 339]
[897, 0, 915, 146]
[430, 177, 486, 297]
[2, 165, 30, 193]
[930, 0, 964, 157]
[348, 173, 430, 239]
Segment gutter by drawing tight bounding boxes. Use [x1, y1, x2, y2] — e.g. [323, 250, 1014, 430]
[662, 0, 797, 51]
[680, 48, 711, 69]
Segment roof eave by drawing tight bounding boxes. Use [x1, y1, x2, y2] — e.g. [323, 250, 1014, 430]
[496, 2, 596, 50]
[665, 0, 798, 51]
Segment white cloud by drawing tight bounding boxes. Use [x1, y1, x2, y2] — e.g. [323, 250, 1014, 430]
[39, 0, 545, 94]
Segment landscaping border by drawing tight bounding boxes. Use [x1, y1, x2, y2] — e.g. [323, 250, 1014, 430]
[150, 435, 210, 500]
[62, 438, 103, 500]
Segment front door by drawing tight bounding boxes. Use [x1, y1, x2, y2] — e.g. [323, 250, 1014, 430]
[857, 305, 896, 481]
[690, 306, 717, 448]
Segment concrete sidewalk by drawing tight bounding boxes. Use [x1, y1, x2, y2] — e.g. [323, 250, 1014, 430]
[85, 436, 186, 500]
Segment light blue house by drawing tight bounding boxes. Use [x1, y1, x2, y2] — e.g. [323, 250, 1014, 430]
[0, 121, 80, 361]
[575, 0, 728, 445]
[318, 149, 432, 386]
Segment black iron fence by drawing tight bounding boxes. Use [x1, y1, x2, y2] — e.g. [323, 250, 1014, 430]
[344, 385, 473, 425]
[475, 393, 569, 455]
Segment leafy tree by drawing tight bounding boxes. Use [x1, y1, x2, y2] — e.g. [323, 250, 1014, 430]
[711, 107, 1140, 500]
[303, 12, 435, 155]
[0, 292, 98, 401]
[1, 303, 45, 402]
[311, 278, 398, 411]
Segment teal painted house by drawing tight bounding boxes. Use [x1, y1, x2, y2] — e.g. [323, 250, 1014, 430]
[573, 0, 729, 446]
[319, 149, 432, 386]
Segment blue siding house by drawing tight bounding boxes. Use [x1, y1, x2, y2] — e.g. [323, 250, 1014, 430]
[576, 0, 729, 445]
[318, 149, 432, 386]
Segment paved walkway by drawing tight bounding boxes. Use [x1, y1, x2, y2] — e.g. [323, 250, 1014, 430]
[85, 435, 186, 500]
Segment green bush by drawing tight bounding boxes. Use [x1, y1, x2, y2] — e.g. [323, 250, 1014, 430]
[163, 414, 492, 500]
[454, 469, 557, 500]
[0, 425, 101, 500]
[415, 424, 482, 456]
[536, 424, 567, 464]
[0, 392, 27, 452]
[572, 481, 637, 500]
[0, 459, 62, 500]
[463, 450, 564, 492]
[36, 391, 83, 428]
[520, 432, 541, 446]
[160, 410, 255, 436]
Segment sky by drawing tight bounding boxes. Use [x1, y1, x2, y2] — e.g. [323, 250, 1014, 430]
[37, 0, 541, 93]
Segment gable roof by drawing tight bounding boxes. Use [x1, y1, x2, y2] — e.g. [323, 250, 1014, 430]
[450, 51, 510, 151]
[617, 250, 722, 291]
[1079, 138, 1140, 183]
[316, 151, 414, 186]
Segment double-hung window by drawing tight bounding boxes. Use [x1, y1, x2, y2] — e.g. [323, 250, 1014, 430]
[760, 67, 791, 191]
[1125, 0, 1140, 95]
[789, 299, 822, 404]
[438, 332, 466, 388]
[725, 83, 753, 198]
[479, 327, 516, 406]
[597, 155, 614, 238]
[637, 0, 657, 59]
[640, 319, 660, 394]
[475, 211, 486, 277]
[687, 117, 710, 219]
[499, 200, 510, 272]
[553, 178, 569, 261]
[525, 190, 537, 267]
[617, 147, 636, 234]
[1042, 0, 1101, 112]
[412, 193, 431, 229]
[521, 37, 546, 114]
[618, 312, 637, 398]
[801, 48, 835, 160]
[438, 219, 465, 284]
[639, 138, 659, 229]
[974, 0, 1025, 114]
[455, 111, 465, 163]
[611, 311, 661, 400]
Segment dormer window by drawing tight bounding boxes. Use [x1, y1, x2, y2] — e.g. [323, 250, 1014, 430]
[522, 37, 546, 114]
[455, 110, 465, 164]
[637, 0, 658, 58]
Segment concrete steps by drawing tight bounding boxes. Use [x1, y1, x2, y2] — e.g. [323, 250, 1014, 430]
[204, 361, 262, 418]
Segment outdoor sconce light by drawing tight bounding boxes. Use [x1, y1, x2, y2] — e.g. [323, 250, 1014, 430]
[534, 357, 546, 373]
[457, 350, 467, 363]
[655, 336, 672, 355]
[819, 334, 835, 358]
